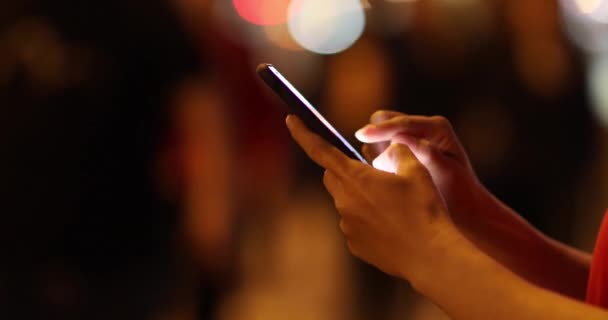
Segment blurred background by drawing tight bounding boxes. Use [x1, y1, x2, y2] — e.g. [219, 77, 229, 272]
[1, 0, 608, 319]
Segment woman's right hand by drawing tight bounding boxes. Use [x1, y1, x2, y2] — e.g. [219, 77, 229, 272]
[355, 110, 483, 225]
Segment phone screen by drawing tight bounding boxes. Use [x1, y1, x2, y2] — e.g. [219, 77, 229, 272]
[257, 63, 367, 163]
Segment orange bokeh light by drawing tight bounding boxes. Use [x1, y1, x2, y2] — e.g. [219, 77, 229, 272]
[232, 0, 291, 26]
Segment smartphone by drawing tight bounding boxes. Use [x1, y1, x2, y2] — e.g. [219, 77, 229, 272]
[256, 63, 367, 163]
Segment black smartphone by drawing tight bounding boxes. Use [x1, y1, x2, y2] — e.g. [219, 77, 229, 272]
[256, 63, 367, 163]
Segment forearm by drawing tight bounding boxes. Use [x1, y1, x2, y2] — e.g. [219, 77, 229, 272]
[411, 234, 607, 320]
[451, 181, 591, 300]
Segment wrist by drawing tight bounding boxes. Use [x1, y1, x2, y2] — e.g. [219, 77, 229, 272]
[448, 178, 497, 232]
[406, 220, 473, 292]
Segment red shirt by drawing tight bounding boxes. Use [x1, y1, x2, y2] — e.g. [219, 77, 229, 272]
[587, 210, 608, 308]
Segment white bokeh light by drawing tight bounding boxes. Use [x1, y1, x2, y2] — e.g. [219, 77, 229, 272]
[576, 0, 602, 14]
[287, 0, 366, 55]
[575, 0, 608, 23]
[559, 0, 608, 52]
[589, 55, 608, 127]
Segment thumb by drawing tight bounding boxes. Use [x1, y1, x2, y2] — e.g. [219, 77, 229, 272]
[384, 143, 418, 175]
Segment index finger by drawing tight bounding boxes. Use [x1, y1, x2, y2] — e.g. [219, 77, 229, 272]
[370, 110, 403, 124]
[356, 115, 448, 144]
[286, 115, 353, 176]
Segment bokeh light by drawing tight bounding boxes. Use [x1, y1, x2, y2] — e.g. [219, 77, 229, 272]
[287, 0, 366, 55]
[576, 0, 602, 14]
[560, 0, 608, 53]
[589, 55, 608, 126]
[232, 0, 291, 26]
[575, 0, 608, 23]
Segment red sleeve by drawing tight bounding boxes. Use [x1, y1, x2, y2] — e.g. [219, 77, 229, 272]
[586, 210, 608, 309]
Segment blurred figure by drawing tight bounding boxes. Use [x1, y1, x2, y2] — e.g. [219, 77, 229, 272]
[0, 1, 235, 319]
[216, 187, 355, 320]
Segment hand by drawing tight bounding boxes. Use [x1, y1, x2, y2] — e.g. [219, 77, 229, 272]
[285, 115, 461, 280]
[356, 111, 483, 229]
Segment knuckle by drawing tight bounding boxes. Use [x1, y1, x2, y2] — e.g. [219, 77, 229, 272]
[339, 219, 349, 233]
[431, 115, 452, 130]
[346, 241, 360, 257]
[396, 115, 409, 123]
[394, 115, 409, 128]
[351, 165, 368, 181]
[323, 170, 331, 185]
[334, 199, 350, 215]
[370, 110, 384, 120]
[371, 110, 392, 122]
[335, 202, 346, 214]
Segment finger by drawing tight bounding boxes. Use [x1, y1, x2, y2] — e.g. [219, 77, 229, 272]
[323, 169, 345, 198]
[356, 115, 450, 145]
[364, 111, 405, 157]
[408, 138, 450, 170]
[339, 219, 349, 235]
[286, 115, 351, 176]
[346, 239, 362, 260]
[370, 110, 403, 124]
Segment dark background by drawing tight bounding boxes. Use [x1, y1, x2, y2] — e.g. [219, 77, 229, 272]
[1, 0, 607, 319]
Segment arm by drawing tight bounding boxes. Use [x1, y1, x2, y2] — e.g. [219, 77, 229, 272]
[356, 110, 591, 300]
[412, 232, 604, 320]
[455, 180, 591, 300]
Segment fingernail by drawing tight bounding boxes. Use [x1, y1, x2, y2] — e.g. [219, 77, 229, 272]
[355, 125, 374, 138]
[355, 128, 366, 140]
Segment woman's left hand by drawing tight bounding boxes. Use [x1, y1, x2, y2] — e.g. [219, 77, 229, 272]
[286, 115, 462, 280]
